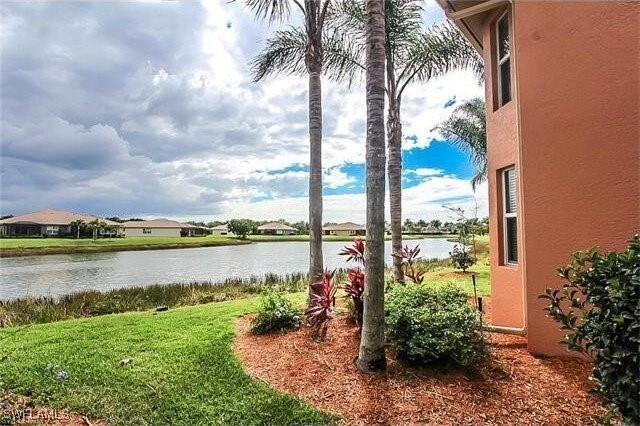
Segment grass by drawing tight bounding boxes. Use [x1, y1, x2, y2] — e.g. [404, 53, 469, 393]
[417, 235, 490, 297]
[0, 236, 249, 257]
[1, 273, 308, 327]
[0, 296, 332, 425]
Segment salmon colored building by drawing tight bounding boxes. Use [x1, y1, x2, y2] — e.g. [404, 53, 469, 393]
[437, 0, 640, 355]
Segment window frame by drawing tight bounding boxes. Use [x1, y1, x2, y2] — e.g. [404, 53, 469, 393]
[495, 11, 512, 108]
[142, 228, 152, 235]
[502, 167, 518, 266]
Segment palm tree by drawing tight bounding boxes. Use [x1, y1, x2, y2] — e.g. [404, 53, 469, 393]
[357, 0, 386, 373]
[247, 0, 332, 298]
[324, 0, 482, 281]
[69, 220, 85, 239]
[434, 97, 487, 189]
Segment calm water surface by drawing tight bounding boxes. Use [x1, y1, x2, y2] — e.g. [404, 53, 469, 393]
[0, 238, 455, 300]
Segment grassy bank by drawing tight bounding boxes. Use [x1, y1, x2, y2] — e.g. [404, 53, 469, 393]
[0, 236, 249, 257]
[1, 273, 308, 327]
[0, 297, 331, 425]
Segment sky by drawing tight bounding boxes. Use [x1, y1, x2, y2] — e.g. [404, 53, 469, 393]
[0, 0, 486, 223]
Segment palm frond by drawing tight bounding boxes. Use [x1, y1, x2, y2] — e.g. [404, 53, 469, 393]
[244, 0, 291, 23]
[399, 22, 484, 93]
[322, 29, 365, 86]
[249, 26, 307, 82]
[433, 98, 487, 189]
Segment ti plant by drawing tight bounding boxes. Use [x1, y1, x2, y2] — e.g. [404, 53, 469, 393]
[392, 244, 425, 284]
[305, 270, 338, 341]
[339, 238, 366, 324]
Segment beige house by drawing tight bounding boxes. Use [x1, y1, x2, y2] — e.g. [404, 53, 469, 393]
[121, 219, 195, 237]
[210, 224, 230, 235]
[0, 208, 121, 237]
[256, 222, 297, 235]
[323, 222, 365, 236]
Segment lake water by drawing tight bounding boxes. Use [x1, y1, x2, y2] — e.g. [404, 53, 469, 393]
[0, 238, 455, 300]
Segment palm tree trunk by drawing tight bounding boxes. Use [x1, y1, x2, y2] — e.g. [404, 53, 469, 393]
[387, 96, 403, 282]
[308, 66, 324, 300]
[357, 0, 386, 373]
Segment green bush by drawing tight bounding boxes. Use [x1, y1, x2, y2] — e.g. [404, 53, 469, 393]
[540, 235, 639, 423]
[251, 290, 302, 335]
[386, 283, 482, 366]
[449, 244, 475, 272]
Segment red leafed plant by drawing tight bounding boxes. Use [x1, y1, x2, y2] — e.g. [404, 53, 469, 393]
[338, 237, 365, 265]
[392, 244, 425, 284]
[339, 239, 366, 324]
[305, 269, 337, 341]
[343, 268, 365, 324]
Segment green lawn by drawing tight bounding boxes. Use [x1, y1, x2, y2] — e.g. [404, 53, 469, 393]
[0, 296, 331, 425]
[0, 236, 248, 257]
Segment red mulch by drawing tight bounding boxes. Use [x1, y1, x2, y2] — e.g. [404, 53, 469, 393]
[0, 392, 106, 426]
[234, 299, 609, 425]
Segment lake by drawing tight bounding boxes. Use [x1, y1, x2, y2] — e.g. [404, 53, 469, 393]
[0, 238, 455, 300]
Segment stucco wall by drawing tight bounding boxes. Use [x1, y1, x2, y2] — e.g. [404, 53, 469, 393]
[514, 1, 640, 355]
[482, 7, 525, 329]
[124, 228, 182, 237]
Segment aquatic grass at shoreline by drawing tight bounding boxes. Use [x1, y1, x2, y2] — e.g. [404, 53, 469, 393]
[0, 272, 310, 327]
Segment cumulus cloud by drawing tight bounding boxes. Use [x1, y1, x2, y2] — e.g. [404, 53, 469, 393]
[0, 0, 485, 221]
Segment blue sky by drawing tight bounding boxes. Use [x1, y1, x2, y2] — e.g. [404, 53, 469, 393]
[0, 0, 486, 222]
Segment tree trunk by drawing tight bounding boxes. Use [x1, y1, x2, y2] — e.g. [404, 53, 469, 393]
[307, 50, 324, 302]
[387, 98, 403, 282]
[357, 0, 386, 373]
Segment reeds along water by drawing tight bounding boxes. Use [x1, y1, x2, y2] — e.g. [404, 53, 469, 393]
[0, 272, 311, 328]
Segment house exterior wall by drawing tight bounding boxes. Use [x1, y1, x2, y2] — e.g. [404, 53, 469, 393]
[324, 230, 365, 236]
[124, 228, 182, 237]
[482, 6, 525, 330]
[479, 1, 639, 356]
[513, 1, 640, 356]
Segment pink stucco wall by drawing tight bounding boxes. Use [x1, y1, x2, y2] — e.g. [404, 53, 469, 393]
[483, 7, 524, 329]
[513, 1, 640, 355]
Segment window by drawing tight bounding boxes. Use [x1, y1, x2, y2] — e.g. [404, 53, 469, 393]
[495, 12, 511, 107]
[142, 228, 152, 234]
[503, 168, 518, 264]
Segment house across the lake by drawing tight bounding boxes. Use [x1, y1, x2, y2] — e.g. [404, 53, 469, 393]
[256, 222, 297, 235]
[121, 219, 205, 237]
[0, 209, 122, 237]
[210, 224, 230, 235]
[437, 0, 639, 356]
[323, 222, 365, 236]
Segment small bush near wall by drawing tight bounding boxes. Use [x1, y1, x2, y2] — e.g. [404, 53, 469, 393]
[540, 235, 639, 424]
[386, 283, 482, 367]
[251, 289, 302, 335]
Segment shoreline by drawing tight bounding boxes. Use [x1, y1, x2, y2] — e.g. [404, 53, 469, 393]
[0, 234, 454, 258]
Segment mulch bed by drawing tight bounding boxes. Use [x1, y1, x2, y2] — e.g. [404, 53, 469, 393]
[0, 392, 106, 426]
[235, 299, 609, 425]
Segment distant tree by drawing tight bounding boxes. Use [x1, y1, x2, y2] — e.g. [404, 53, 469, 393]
[86, 219, 106, 241]
[228, 219, 254, 239]
[69, 220, 85, 239]
[0, 214, 13, 220]
[292, 221, 310, 235]
[105, 216, 124, 223]
[125, 218, 144, 222]
[416, 219, 427, 229]
[429, 219, 442, 230]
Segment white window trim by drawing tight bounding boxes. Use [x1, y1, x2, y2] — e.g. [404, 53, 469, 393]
[503, 167, 518, 266]
[495, 11, 511, 108]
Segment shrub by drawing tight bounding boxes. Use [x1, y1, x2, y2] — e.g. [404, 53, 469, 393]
[386, 283, 482, 366]
[305, 270, 337, 341]
[540, 235, 639, 423]
[228, 219, 255, 239]
[250, 290, 301, 334]
[449, 244, 475, 272]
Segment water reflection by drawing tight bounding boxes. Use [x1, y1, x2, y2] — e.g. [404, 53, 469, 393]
[0, 238, 455, 300]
